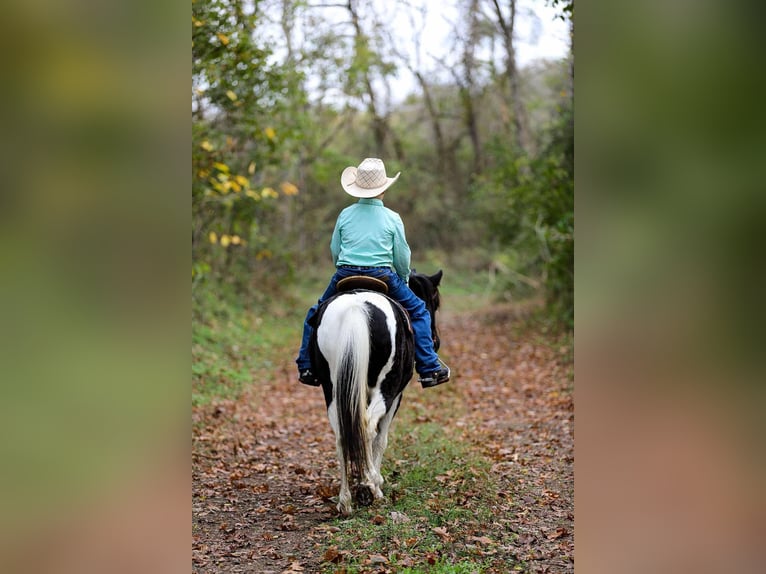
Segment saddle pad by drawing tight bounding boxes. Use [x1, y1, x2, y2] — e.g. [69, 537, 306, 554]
[336, 275, 389, 295]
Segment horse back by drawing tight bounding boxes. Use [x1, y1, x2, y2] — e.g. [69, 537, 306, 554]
[309, 290, 415, 409]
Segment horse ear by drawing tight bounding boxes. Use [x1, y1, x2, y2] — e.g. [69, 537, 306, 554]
[430, 269, 443, 287]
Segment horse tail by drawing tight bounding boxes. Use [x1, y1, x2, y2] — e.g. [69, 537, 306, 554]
[333, 300, 371, 481]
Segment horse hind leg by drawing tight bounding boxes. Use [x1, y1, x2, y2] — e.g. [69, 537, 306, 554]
[370, 394, 402, 496]
[329, 402, 353, 515]
[353, 434, 379, 507]
[365, 391, 390, 500]
[336, 442, 353, 515]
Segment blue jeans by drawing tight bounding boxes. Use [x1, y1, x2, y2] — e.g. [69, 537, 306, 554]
[296, 266, 442, 375]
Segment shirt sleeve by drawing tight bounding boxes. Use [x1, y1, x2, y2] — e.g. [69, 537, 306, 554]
[330, 214, 342, 265]
[391, 214, 411, 283]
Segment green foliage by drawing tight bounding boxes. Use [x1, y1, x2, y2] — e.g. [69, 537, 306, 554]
[472, 105, 573, 325]
[191, 279, 307, 406]
[547, 0, 575, 20]
[191, 0, 574, 326]
[192, 0, 306, 290]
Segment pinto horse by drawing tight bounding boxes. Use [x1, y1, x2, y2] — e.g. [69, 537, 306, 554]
[308, 270, 443, 515]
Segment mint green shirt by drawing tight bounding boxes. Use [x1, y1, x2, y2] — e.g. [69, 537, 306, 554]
[331, 198, 411, 282]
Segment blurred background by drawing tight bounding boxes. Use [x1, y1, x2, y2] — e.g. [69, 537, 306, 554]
[2, 0, 764, 570]
[191, 0, 574, 329]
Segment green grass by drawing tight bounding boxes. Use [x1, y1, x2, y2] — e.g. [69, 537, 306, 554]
[191, 266, 495, 406]
[320, 417, 519, 573]
[398, 562, 493, 574]
[192, 269, 537, 571]
[434, 268, 496, 314]
[191, 281, 312, 406]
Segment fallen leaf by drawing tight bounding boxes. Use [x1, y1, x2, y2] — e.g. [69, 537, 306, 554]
[547, 527, 567, 540]
[470, 535, 495, 545]
[371, 514, 385, 525]
[432, 526, 451, 541]
[316, 483, 338, 500]
[322, 547, 342, 563]
[369, 554, 389, 565]
[390, 511, 410, 524]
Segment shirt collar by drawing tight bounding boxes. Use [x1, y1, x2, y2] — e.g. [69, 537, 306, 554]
[357, 198, 384, 206]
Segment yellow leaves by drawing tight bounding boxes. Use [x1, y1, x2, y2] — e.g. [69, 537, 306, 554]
[209, 180, 291, 201]
[264, 127, 276, 140]
[200, 140, 214, 152]
[261, 187, 278, 199]
[280, 181, 299, 196]
[212, 179, 229, 194]
[209, 232, 245, 248]
[208, 165, 246, 195]
[217, 33, 230, 46]
[199, 158, 295, 203]
[226, 90, 237, 102]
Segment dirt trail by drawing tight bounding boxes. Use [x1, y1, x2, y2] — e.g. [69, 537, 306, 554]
[192, 304, 574, 573]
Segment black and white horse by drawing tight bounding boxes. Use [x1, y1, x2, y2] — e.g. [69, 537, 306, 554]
[308, 270, 443, 515]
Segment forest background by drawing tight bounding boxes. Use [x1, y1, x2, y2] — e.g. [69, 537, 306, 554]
[192, 0, 574, 326]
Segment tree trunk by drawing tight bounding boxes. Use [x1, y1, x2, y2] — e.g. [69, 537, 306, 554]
[491, 0, 530, 154]
[463, 0, 484, 174]
[346, 0, 387, 156]
[414, 71, 448, 172]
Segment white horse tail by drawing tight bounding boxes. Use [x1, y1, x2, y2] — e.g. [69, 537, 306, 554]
[333, 300, 371, 482]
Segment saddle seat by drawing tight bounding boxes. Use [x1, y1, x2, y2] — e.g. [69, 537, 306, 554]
[336, 275, 389, 295]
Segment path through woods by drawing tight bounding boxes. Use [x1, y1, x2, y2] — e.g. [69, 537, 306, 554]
[193, 303, 573, 573]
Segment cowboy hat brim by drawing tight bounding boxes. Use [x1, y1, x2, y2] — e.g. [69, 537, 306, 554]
[341, 166, 401, 198]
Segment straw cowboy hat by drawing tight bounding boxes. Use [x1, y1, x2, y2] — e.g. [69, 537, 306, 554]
[341, 158, 401, 198]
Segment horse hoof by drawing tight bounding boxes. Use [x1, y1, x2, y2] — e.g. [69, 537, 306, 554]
[355, 484, 374, 507]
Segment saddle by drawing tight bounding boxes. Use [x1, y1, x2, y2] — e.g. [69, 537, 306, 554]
[336, 275, 389, 295]
[334, 275, 410, 334]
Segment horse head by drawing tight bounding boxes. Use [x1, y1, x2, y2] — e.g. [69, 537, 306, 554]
[408, 269, 443, 351]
